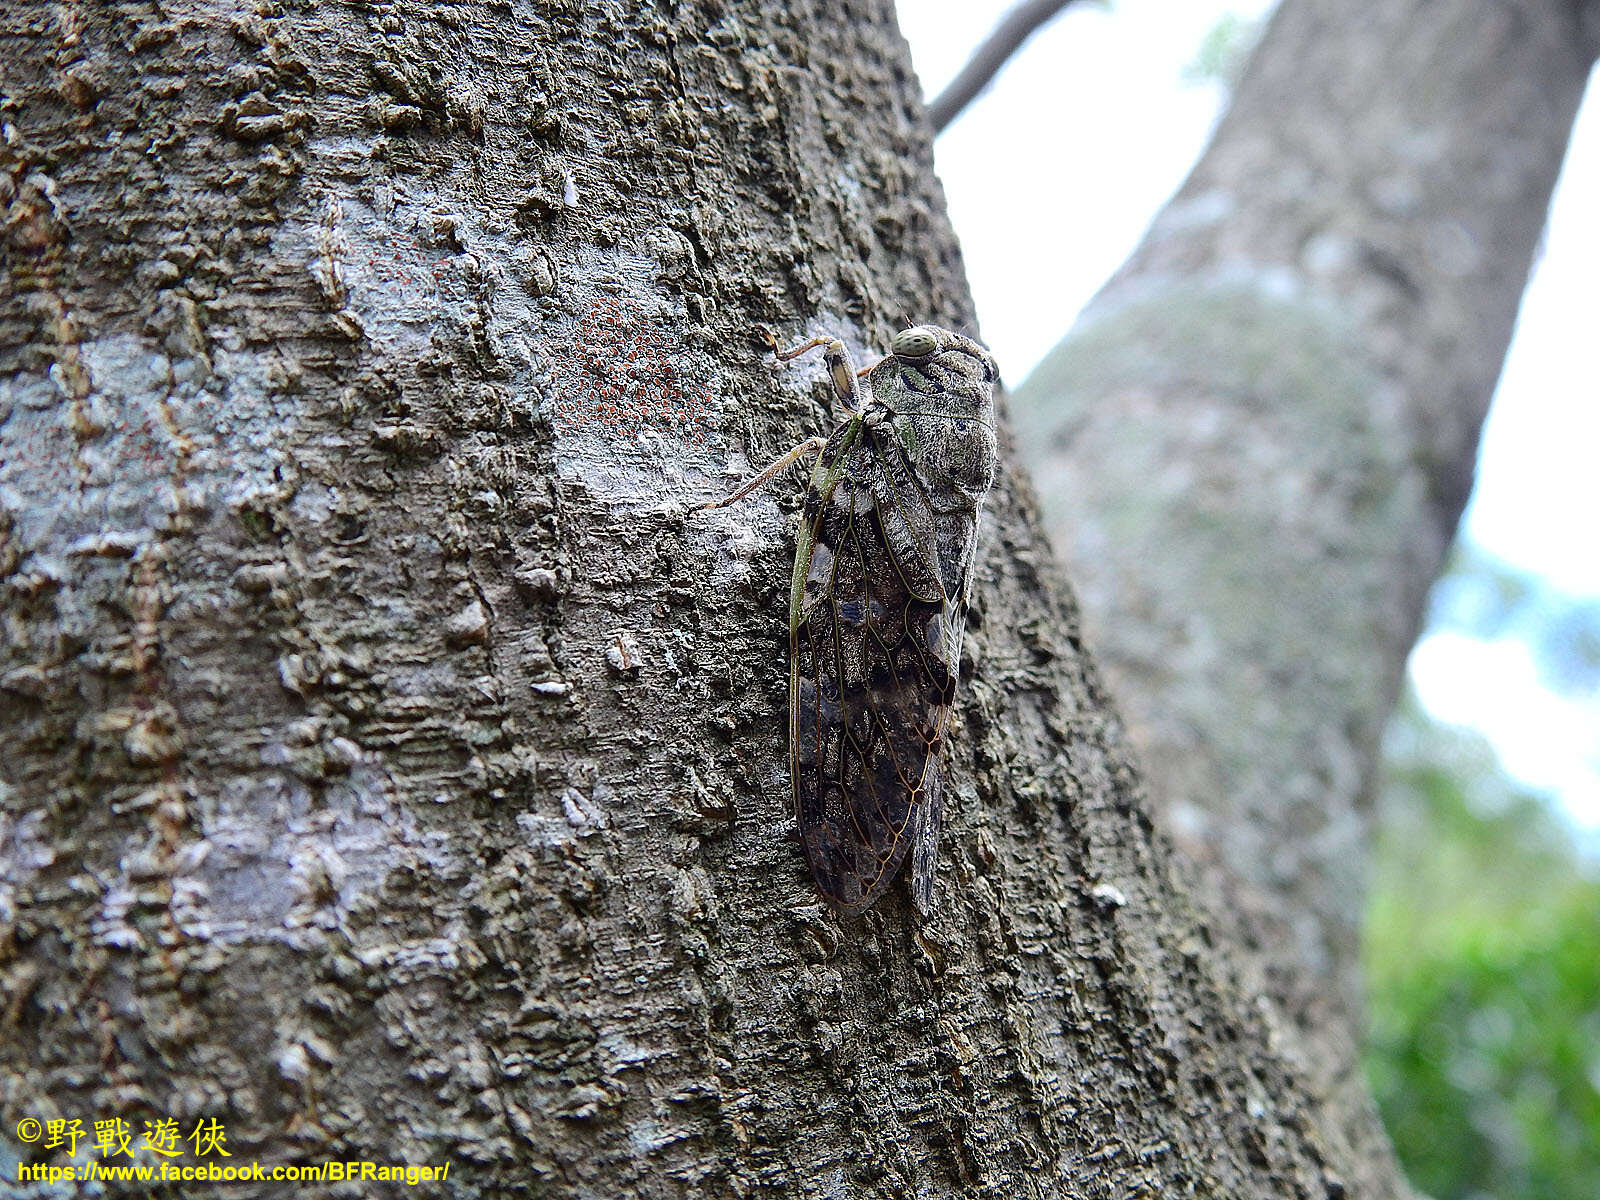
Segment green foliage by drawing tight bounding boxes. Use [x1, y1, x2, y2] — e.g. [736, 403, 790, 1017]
[1428, 543, 1600, 693]
[1181, 13, 1261, 91]
[1366, 700, 1600, 1200]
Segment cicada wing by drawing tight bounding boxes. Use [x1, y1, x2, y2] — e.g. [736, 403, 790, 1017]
[909, 751, 945, 916]
[791, 422, 960, 911]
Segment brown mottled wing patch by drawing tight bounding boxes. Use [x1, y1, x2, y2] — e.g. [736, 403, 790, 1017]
[791, 419, 959, 911]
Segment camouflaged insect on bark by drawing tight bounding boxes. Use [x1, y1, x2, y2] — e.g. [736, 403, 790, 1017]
[709, 326, 999, 913]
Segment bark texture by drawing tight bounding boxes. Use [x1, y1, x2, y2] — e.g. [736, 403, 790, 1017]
[3, 0, 1417, 1197]
[1013, 0, 1599, 1179]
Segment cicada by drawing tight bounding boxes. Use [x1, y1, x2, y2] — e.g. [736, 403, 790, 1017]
[704, 325, 999, 913]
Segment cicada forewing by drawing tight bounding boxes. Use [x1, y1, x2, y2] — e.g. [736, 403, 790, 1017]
[789, 413, 966, 913]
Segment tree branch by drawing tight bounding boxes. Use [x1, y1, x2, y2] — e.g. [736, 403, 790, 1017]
[926, 0, 1080, 133]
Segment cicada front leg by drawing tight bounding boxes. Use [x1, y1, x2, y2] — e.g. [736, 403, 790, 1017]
[698, 330, 860, 510]
[698, 435, 829, 511]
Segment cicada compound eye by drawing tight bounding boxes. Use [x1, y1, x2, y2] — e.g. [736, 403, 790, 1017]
[891, 326, 938, 361]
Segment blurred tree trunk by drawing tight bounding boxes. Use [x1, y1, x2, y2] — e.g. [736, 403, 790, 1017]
[3, 0, 1549, 1196]
[1014, 0, 1600, 1174]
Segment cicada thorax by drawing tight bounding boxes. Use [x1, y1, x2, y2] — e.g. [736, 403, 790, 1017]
[874, 336, 998, 500]
[895, 403, 999, 507]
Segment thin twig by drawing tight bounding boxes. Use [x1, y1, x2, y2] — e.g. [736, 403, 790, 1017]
[926, 0, 1081, 134]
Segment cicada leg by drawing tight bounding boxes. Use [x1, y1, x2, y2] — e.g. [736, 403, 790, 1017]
[698, 435, 828, 511]
[700, 330, 866, 510]
[759, 328, 861, 413]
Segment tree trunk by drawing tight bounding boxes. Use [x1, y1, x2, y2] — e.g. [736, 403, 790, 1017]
[1013, 0, 1599, 1179]
[2, 0, 1419, 1196]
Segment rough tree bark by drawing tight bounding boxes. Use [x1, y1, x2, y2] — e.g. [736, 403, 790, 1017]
[0, 0, 1436, 1197]
[1014, 0, 1600, 1180]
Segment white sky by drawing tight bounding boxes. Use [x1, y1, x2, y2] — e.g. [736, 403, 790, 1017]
[897, 0, 1600, 830]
